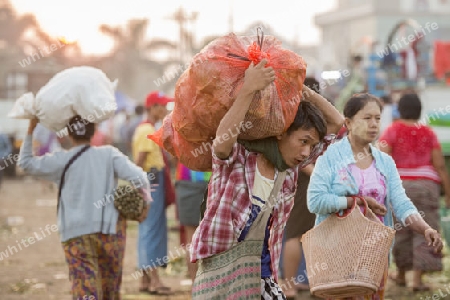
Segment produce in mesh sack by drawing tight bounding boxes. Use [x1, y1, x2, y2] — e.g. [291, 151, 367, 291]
[171, 30, 306, 143]
[7, 66, 118, 132]
[148, 112, 212, 171]
[113, 185, 147, 221]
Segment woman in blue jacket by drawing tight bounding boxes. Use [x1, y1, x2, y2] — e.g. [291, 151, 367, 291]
[307, 93, 443, 299]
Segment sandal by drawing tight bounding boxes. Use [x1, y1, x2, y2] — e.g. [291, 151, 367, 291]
[296, 283, 310, 291]
[388, 273, 406, 287]
[138, 272, 150, 293]
[149, 286, 174, 295]
[284, 288, 300, 300]
[412, 285, 431, 292]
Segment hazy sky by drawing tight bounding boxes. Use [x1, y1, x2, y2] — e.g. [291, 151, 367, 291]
[11, 0, 337, 54]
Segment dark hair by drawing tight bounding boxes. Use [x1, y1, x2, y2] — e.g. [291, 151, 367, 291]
[135, 105, 144, 115]
[398, 93, 421, 120]
[67, 115, 95, 141]
[353, 55, 363, 63]
[343, 93, 383, 119]
[287, 101, 327, 141]
[380, 94, 392, 104]
[303, 77, 320, 94]
[304, 78, 335, 105]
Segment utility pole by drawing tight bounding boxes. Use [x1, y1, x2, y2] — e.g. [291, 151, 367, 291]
[170, 7, 198, 64]
[228, 0, 234, 33]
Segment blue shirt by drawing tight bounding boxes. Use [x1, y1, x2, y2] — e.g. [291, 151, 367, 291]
[0, 133, 12, 159]
[19, 136, 150, 242]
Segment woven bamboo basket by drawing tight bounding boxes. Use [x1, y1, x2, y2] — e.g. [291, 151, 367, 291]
[301, 198, 396, 299]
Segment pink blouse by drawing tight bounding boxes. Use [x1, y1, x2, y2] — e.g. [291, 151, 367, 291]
[349, 160, 387, 222]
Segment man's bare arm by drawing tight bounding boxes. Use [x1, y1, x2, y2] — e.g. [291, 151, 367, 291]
[302, 86, 344, 135]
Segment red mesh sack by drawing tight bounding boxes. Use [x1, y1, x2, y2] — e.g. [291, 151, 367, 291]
[172, 31, 307, 142]
[148, 113, 213, 171]
[149, 30, 307, 171]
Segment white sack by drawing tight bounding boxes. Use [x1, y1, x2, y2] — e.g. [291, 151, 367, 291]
[8, 66, 118, 132]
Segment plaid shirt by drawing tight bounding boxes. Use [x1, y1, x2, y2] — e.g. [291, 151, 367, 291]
[190, 143, 298, 281]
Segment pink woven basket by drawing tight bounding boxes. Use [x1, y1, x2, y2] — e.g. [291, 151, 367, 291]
[301, 198, 396, 299]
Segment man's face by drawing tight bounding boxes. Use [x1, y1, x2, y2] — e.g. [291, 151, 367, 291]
[147, 104, 168, 121]
[277, 127, 320, 168]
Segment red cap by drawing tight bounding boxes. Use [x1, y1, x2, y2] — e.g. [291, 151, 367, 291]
[145, 91, 173, 107]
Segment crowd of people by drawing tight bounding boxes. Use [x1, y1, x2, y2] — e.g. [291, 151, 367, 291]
[0, 128, 12, 189]
[8, 58, 450, 300]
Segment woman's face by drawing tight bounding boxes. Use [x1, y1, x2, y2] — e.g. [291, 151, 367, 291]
[345, 101, 381, 144]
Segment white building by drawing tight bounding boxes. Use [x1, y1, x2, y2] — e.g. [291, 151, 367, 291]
[315, 0, 450, 70]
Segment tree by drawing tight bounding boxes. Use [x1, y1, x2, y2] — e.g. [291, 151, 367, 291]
[0, 0, 82, 99]
[0, 0, 80, 64]
[99, 18, 178, 100]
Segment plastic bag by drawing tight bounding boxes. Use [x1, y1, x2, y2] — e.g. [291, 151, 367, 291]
[8, 66, 118, 132]
[7, 92, 37, 119]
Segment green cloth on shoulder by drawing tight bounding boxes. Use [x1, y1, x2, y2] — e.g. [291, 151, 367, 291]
[238, 137, 290, 172]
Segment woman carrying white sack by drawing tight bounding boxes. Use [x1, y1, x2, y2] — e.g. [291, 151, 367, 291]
[8, 66, 119, 133]
[16, 67, 152, 299]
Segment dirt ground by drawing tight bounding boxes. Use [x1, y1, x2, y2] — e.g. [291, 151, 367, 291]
[0, 176, 449, 300]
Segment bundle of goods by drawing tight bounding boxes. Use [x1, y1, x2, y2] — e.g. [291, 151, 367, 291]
[114, 184, 148, 221]
[8, 66, 117, 132]
[149, 29, 307, 171]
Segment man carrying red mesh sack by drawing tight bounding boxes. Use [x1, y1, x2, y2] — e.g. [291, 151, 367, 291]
[149, 30, 310, 171]
[185, 59, 344, 299]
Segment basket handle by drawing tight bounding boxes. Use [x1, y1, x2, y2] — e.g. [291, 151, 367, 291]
[336, 196, 368, 218]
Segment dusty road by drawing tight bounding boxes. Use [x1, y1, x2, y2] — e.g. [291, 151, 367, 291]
[0, 176, 449, 300]
[0, 177, 191, 300]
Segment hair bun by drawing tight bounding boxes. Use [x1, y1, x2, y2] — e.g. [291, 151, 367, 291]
[67, 115, 95, 141]
[73, 120, 86, 136]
